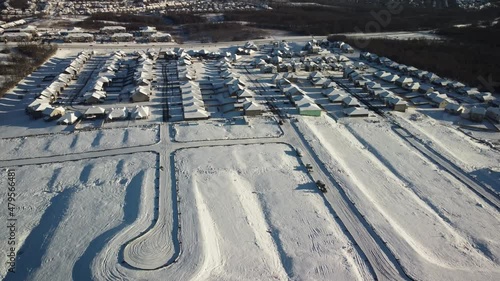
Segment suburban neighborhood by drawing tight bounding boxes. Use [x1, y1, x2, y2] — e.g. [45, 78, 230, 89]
[0, 1, 499, 281]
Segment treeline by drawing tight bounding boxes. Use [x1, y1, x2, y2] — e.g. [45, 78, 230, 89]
[76, 12, 208, 32]
[0, 43, 58, 97]
[328, 35, 500, 91]
[76, 13, 173, 31]
[7, 0, 29, 10]
[436, 23, 500, 46]
[184, 23, 267, 43]
[166, 13, 207, 25]
[224, 5, 500, 35]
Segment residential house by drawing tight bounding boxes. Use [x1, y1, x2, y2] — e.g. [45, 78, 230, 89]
[469, 106, 486, 122]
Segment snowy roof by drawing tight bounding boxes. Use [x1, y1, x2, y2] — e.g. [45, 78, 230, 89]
[131, 106, 151, 119]
[107, 107, 128, 120]
[343, 96, 360, 106]
[184, 108, 209, 120]
[57, 111, 81, 125]
[85, 106, 105, 115]
[344, 107, 370, 117]
[244, 101, 265, 111]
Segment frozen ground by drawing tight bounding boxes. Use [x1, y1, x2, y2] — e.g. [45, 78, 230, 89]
[172, 144, 372, 280]
[173, 117, 283, 142]
[0, 152, 157, 281]
[295, 114, 500, 281]
[89, 144, 373, 281]
[0, 125, 159, 160]
[390, 110, 500, 193]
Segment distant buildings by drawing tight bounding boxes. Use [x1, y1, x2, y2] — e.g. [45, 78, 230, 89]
[100, 26, 127, 34]
[1, 32, 31, 42]
[111, 32, 134, 42]
[64, 33, 94, 43]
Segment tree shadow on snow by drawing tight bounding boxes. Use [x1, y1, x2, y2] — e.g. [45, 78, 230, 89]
[72, 171, 144, 281]
[5, 189, 75, 281]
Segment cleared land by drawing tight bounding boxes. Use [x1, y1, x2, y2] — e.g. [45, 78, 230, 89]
[173, 117, 282, 142]
[0, 153, 157, 281]
[296, 114, 500, 281]
[172, 144, 372, 280]
[0, 125, 159, 160]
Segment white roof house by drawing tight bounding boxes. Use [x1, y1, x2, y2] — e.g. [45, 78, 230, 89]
[107, 107, 129, 121]
[84, 106, 106, 118]
[1, 32, 31, 42]
[344, 107, 369, 117]
[101, 26, 126, 34]
[64, 33, 94, 42]
[131, 86, 151, 102]
[111, 32, 134, 42]
[43, 106, 65, 121]
[329, 93, 347, 103]
[139, 26, 157, 35]
[57, 111, 81, 125]
[244, 101, 265, 116]
[184, 108, 210, 120]
[342, 96, 361, 107]
[298, 102, 322, 116]
[382, 74, 400, 83]
[131, 105, 151, 119]
[237, 89, 254, 98]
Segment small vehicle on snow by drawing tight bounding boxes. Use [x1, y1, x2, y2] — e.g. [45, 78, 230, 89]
[316, 180, 327, 193]
[305, 164, 313, 172]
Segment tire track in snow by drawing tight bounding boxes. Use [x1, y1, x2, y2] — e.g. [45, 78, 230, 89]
[188, 178, 225, 280]
[342, 121, 495, 266]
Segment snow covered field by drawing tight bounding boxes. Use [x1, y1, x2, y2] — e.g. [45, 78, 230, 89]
[0, 125, 159, 160]
[173, 117, 283, 142]
[295, 114, 500, 281]
[172, 144, 372, 280]
[0, 153, 157, 281]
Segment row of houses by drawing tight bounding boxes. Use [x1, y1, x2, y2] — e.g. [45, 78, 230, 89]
[355, 50, 500, 122]
[131, 51, 158, 102]
[330, 41, 355, 53]
[274, 77, 322, 117]
[27, 51, 94, 118]
[361, 51, 497, 102]
[41, 0, 261, 16]
[210, 59, 266, 116]
[99, 26, 173, 42]
[0, 19, 27, 29]
[180, 79, 210, 120]
[57, 105, 151, 124]
[84, 51, 125, 104]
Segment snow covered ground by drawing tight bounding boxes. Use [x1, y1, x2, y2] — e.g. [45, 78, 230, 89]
[0, 125, 159, 160]
[173, 117, 283, 142]
[390, 110, 500, 193]
[295, 114, 500, 281]
[0, 152, 157, 281]
[172, 144, 372, 280]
